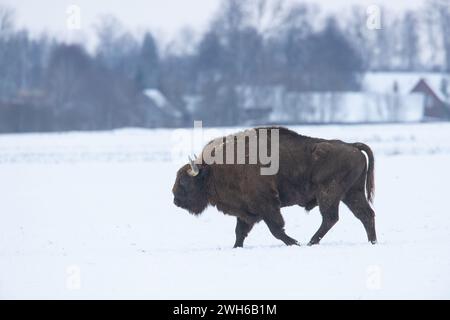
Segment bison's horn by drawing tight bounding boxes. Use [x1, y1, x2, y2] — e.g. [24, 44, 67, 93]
[188, 155, 199, 177]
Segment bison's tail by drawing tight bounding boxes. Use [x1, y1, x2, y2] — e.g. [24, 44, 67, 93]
[353, 143, 375, 204]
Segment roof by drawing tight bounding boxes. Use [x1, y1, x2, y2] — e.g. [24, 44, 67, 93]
[183, 95, 202, 114]
[144, 89, 169, 109]
[143, 89, 182, 118]
[363, 72, 450, 103]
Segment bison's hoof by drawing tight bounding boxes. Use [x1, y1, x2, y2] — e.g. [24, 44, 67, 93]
[370, 240, 377, 245]
[285, 238, 300, 246]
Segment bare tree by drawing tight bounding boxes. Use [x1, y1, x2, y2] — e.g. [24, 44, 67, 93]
[0, 5, 14, 36]
[424, 0, 450, 71]
[400, 11, 420, 70]
[433, 0, 450, 71]
[94, 15, 140, 77]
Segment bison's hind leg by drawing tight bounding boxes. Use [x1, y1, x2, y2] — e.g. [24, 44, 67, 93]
[308, 203, 339, 246]
[308, 185, 342, 246]
[343, 190, 377, 244]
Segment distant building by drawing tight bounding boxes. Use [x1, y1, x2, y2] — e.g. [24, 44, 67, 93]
[180, 73, 450, 126]
[141, 89, 183, 127]
[363, 72, 450, 121]
[411, 78, 449, 119]
[0, 90, 51, 133]
[234, 84, 425, 125]
[235, 86, 284, 124]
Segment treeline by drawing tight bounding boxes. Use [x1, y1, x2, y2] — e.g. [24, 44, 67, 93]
[0, 0, 449, 132]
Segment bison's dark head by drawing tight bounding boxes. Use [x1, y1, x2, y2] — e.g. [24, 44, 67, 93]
[172, 157, 209, 215]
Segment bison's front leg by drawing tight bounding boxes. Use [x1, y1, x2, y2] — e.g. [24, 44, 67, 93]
[263, 212, 300, 246]
[233, 218, 254, 248]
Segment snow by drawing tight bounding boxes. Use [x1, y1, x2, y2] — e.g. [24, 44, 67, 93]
[1, 123, 450, 299]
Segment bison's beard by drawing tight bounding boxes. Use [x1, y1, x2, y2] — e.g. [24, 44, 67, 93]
[174, 195, 208, 216]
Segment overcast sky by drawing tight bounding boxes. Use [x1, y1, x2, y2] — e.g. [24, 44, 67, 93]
[1, 0, 427, 49]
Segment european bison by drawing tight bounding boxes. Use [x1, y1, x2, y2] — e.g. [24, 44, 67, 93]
[172, 127, 376, 247]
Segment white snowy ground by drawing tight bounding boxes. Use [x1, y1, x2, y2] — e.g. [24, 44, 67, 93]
[0, 123, 449, 299]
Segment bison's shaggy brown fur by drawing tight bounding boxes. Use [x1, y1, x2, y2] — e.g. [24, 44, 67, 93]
[172, 127, 377, 247]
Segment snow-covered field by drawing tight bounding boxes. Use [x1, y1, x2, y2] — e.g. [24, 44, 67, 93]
[0, 123, 449, 299]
